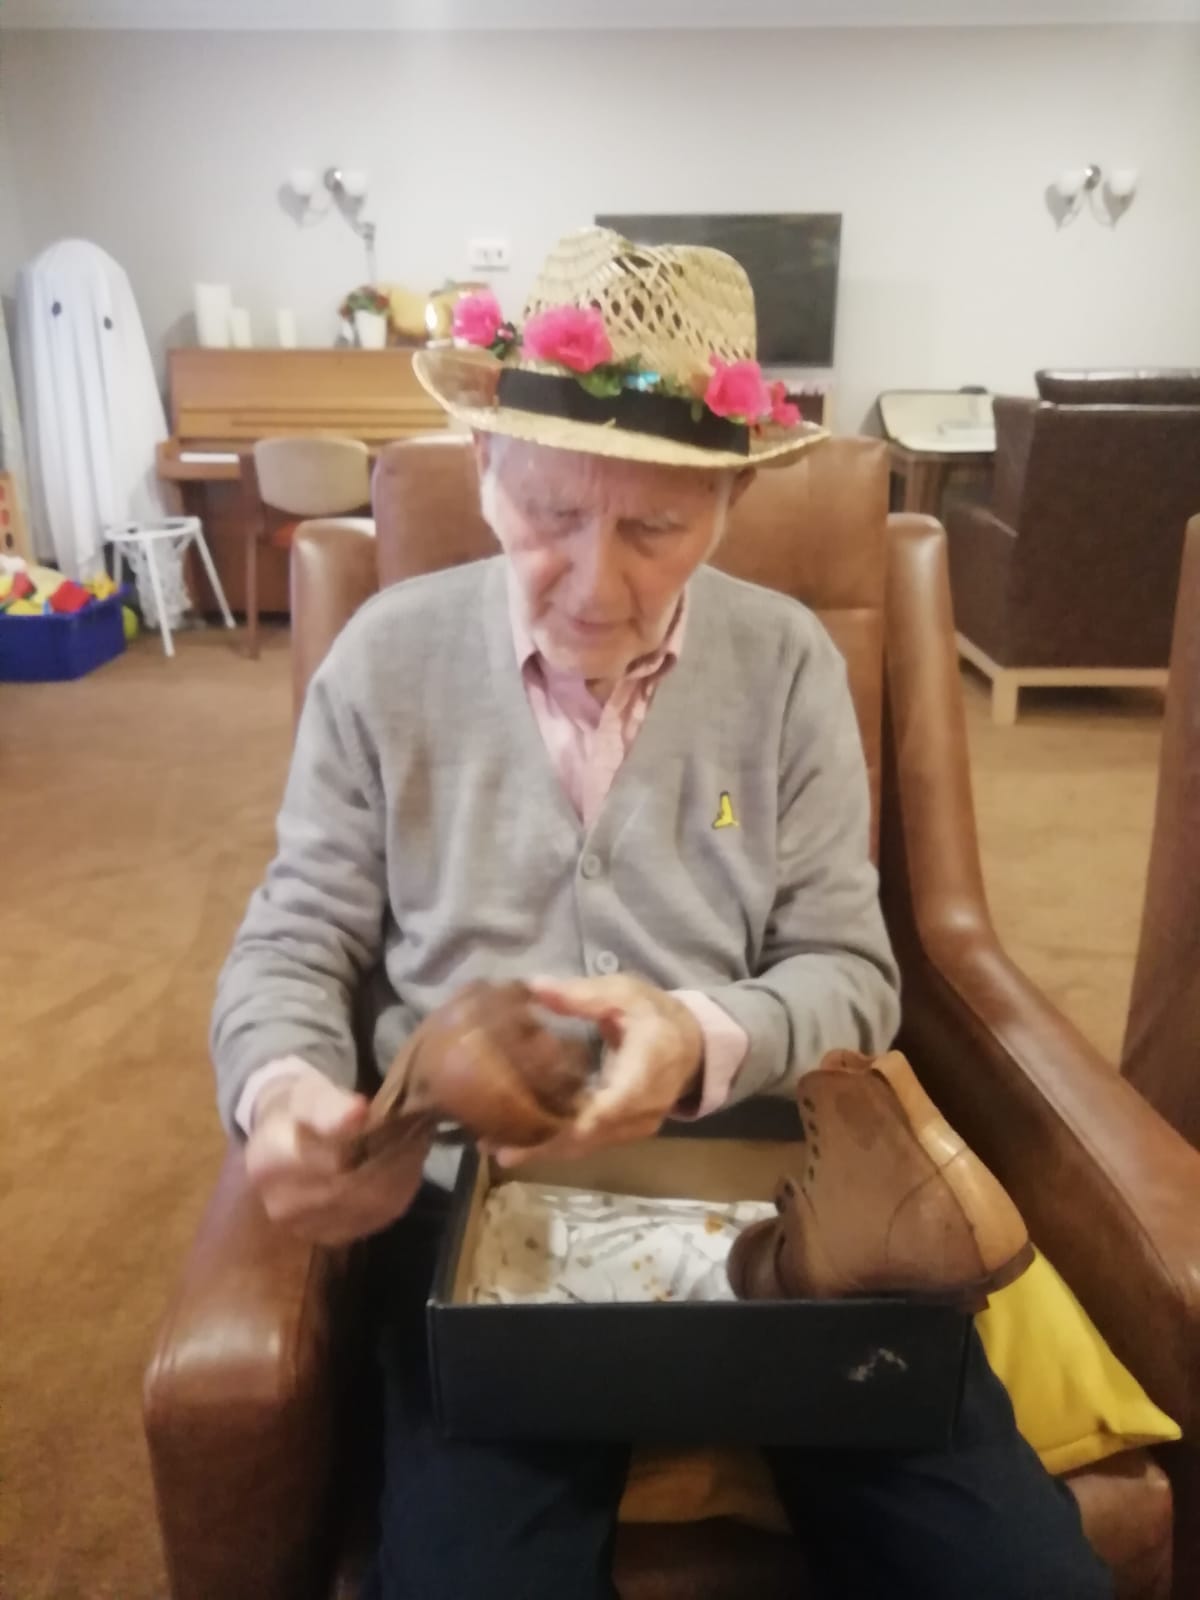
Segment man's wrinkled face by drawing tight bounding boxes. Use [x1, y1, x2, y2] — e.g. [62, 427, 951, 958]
[478, 435, 745, 683]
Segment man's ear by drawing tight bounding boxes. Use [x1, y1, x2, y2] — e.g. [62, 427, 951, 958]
[729, 467, 757, 508]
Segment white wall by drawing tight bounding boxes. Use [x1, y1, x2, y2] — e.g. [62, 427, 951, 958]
[2, 23, 1198, 429]
[0, 76, 27, 296]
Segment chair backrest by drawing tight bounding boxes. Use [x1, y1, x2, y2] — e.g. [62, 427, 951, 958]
[253, 435, 371, 517]
[1035, 368, 1200, 407]
[1122, 514, 1200, 1149]
[372, 433, 888, 851]
[993, 396, 1200, 666]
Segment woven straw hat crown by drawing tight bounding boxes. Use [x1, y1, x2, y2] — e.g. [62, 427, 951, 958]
[520, 226, 758, 387]
[412, 224, 826, 470]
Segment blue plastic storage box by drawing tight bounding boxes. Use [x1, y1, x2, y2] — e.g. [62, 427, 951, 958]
[0, 591, 127, 682]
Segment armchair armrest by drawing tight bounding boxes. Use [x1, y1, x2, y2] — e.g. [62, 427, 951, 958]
[144, 1147, 364, 1600]
[991, 395, 1038, 528]
[882, 516, 1200, 1433]
[941, 500, 1017, 664]
[290, 517, 378, 725]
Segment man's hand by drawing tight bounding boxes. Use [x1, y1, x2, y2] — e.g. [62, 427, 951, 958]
[245, 1062, 429, 1245]
[492, 975, 704, 1167]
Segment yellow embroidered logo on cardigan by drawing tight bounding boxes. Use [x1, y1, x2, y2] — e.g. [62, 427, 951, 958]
[712, 791, 739, 830]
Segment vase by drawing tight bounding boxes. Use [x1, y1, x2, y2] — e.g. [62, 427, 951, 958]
[354, 310, 388, 350]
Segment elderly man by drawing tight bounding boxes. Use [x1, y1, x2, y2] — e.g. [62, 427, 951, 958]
[212, 230, 1110, 1599]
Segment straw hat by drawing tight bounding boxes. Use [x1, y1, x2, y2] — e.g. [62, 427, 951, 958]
[413, 227, 827, 471]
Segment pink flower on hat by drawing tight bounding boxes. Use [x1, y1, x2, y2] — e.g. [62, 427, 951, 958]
[522, 305, 614, 373]
[704, 357, 772, 424]
[769, 380, 802, 428]
[453, 290, 505, 347]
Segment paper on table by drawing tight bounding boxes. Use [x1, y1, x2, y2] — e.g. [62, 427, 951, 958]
[468, 1181, 776, 1305]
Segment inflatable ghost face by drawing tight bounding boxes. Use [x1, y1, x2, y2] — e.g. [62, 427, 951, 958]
[16, 239, 176, 580]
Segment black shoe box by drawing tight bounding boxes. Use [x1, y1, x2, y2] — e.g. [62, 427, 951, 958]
[427, 1106, 970, 1449]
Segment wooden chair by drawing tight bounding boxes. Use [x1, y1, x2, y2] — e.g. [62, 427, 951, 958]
[238, 435, 371, 658]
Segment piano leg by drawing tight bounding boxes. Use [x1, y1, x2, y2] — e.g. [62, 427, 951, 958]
[245, 522, 259, 660]
[236, 448, 266, 661]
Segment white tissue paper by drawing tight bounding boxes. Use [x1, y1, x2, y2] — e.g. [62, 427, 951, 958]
[468, 1181, 776, 1305]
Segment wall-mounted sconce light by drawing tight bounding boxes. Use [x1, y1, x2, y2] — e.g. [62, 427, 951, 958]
[287, 167, 331, 216]
[1053, 164, 1102, 206]
[284, 165, 377, 277]
[1049, 162, 1138, 227]
[325, 167, 369, 205]
[1106, 167, 1139, 203]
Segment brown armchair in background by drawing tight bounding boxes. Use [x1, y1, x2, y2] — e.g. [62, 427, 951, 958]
[944, 369, 1200, 724]
[145, 436, 1200, 1600]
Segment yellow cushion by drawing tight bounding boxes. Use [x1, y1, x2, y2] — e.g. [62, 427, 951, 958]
[976, 1248, 1180, 1476]
[619, 1250, 1180, 1529]
[620, 1443, 789, 1533]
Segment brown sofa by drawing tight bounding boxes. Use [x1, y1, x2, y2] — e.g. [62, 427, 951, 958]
[944, 369, 1200, 723]
[145, 436, 1200, 1599]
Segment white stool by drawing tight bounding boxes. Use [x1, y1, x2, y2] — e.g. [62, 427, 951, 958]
[106, 516, 234, 659]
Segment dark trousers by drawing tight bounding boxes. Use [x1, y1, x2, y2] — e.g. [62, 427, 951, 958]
[363, 1190, 1113, 1600]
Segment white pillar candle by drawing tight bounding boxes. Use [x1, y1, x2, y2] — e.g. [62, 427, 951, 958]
[193, 282, 232, 347]
[229, 307, 252, 348]
[275, 308, 297, 348]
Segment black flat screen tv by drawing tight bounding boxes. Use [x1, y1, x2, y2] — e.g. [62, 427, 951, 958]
[595, 212, 841, 368]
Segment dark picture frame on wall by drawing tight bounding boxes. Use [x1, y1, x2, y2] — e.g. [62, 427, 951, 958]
[595, 213, 841, 368]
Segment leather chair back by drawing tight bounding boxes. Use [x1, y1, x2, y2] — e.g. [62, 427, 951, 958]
[991, 395, 1200, 668]
[371, 434, 888, 853]
[1035, 368, 1200, 406]
[1122, 514, 1200, 1149]
[372, 434, 497, 584]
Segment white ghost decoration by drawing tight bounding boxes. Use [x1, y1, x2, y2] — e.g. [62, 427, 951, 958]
[15, 239, 187, 621]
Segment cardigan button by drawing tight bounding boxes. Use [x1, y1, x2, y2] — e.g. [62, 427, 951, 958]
[580, 853, 603, 880]
[593, 949, 620, 976]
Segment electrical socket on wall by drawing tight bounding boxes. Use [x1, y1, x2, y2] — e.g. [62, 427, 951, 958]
[467, 238, 511, 272]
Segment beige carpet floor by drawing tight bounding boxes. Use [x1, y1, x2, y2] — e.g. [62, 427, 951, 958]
[0, 627, 1163, 1600]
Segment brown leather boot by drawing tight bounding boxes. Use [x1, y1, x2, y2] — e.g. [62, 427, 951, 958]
[351, 980, 589, 1164]
[727, 1049, 1033, 1310]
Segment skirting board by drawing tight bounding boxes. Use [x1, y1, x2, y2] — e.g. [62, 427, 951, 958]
[955, 633, 1168, 726]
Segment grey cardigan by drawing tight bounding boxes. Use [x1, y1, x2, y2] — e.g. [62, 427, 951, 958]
[212, 557, 900, 1132]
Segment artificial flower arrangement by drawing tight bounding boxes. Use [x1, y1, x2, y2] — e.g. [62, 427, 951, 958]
[452, 289, 801, 432]
[339, 284, 391, 320]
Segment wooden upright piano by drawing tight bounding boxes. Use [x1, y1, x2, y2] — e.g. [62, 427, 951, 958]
[158, 348, 448, 616]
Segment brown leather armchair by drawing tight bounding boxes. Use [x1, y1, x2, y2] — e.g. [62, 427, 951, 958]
[145, 436, 1200, 1600]
[943, 370, 1200, 724]
[1123, 514, 1200, 1150]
